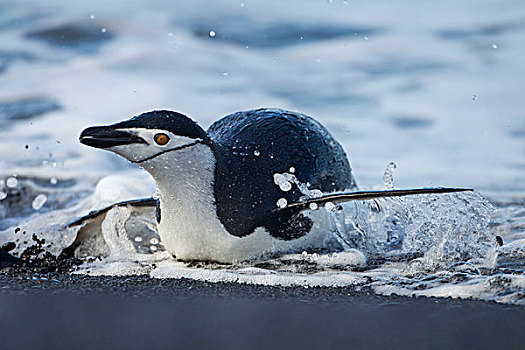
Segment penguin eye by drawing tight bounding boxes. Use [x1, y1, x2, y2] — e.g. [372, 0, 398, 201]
[154, 133, 170, 145]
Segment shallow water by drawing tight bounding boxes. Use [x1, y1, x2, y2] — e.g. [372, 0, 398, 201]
[0, 0, 524, 305]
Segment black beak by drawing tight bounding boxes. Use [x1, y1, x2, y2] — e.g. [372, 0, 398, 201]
[79, 126, 147, 149]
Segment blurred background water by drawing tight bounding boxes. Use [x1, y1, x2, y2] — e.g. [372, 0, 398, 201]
[1, 0, 524, 191]
[0, 0, 524, 304]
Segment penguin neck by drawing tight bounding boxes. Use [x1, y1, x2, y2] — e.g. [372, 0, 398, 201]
[139, 143, 235, 260]
[142, 143, 218, 212]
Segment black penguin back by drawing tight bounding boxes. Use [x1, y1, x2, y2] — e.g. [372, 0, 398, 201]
[208, 108, 357, 240]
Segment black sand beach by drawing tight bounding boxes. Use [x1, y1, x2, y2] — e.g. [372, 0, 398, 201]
[0, 272, 523, 350]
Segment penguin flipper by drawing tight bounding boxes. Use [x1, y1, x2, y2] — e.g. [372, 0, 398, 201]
[278, 187, 473, 212]
[68, 197, 157, 227]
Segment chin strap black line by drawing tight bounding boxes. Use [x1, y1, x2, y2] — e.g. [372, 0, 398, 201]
[134, 140, 204, 164]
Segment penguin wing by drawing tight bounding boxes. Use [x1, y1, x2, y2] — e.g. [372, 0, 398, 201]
[276, 187, 473, 212]
[68, 197, 157, 227]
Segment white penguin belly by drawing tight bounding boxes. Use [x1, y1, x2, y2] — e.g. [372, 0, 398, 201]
[157, 195, 334, 263]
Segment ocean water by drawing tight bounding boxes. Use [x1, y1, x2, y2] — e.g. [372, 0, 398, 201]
[0, 0, 524, 304]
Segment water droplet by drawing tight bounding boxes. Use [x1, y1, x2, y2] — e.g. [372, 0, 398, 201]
[492, 43, 498, 49]
[300, 36, 303, 40]
[383, 161, 396, 190]
[150, 245, 158, 252]
[6, 177, 18, 188]
[101, 28, 107, 33]
[150, 237, 160, 245]
[0, 191, 7, 200]
[276, 198, 288, 208]
[132, 89, 137, 93]
[289, 167, 295, 173]
[50, 177, 57, 185]
[280, 182, 292, 191]
[89, 14, 95, 19]
[327, 0, 333, 3]
[472, 94, 478, 101]
[134, 236, 143, 242]
[209, 30, 216, 37]
[168, 32, 174, 37]
[364, 36, 369, 40]
[32, 194, 47, 211]
[274, 174, 293, 192]
[222, 72, 229, 76]
[309, 203, 318, 210]
[253, 150, 260, 156]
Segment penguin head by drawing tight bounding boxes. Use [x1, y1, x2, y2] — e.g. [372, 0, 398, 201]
[80, 110, 211, 163]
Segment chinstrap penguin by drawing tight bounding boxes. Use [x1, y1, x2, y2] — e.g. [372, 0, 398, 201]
[78, 108, 470, 262]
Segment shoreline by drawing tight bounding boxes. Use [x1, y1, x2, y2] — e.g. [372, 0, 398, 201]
[0, 272, 523, 349]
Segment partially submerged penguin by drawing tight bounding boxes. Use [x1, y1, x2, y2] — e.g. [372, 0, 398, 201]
[75, 108, 469, 262]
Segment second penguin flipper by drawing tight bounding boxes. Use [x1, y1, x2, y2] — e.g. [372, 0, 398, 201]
[67, 197, 157, 228]
[62, 197, 158, 259]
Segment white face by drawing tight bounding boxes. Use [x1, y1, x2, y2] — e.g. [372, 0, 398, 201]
[108, 128, 204, 163]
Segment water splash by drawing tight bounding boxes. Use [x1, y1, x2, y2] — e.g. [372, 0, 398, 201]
[383, 161, 396, 190]
[273, 171, 323, 198]
[65, 183, 497, 274]
[0, 173, 522, 305]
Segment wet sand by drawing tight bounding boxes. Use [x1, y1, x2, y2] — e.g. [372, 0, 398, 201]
[0, 272, 523, 349]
